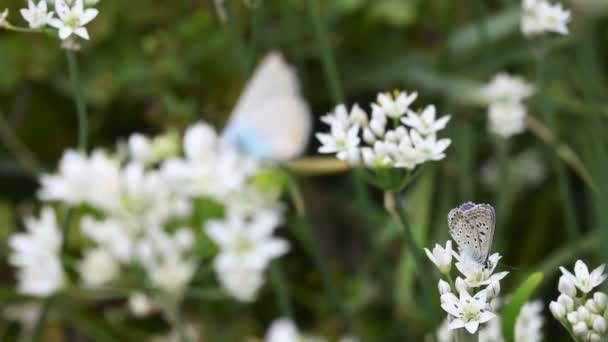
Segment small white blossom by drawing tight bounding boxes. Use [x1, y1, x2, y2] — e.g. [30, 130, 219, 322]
[49, 0, 98, 40]
[401, 105, 451, 136]
[488, 101, 527, 138]
[8, 207, 65, 297]
[441, 289, 496, 334]
[265, 318, 299, 342]
[0, 9, 9, 27]
[20, 0, 53, 29]
[217, 263, 264, 302]
[410, 130, 451, 163]
[482, 73, 535, 104]
[438, 279, 452, 296]
[424, 240, 453, 274]
[521, 0, 571, 37]
[560, 260, 607, 294]
[316, 125, 360, 161]
[454, 253, 509, 288]
[479, 316, 504, 342]
[550, 301, 566, 319]
[375, 91, 418, 119]
[79, 248, 119, 287]
[515, 301, 544, 342]
[559, 274, 577, 297]
[129, 292, 154, 317]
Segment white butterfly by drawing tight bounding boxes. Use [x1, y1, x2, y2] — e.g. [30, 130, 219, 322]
[448, 202, 496, 268]
[221, 52, 312, 161]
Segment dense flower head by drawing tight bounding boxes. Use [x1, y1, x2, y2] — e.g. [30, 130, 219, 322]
[521, 0, 571, 37]
[316, 90, 451, 170]
[441, 289, 496, 333]
[550, 260, 608, 341]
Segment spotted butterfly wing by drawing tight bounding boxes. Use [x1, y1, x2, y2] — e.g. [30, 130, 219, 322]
[448, 202, 496, 265]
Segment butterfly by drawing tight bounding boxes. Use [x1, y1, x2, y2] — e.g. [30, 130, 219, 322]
[221, 52, 312, 161]
[448, 202, 496, 268]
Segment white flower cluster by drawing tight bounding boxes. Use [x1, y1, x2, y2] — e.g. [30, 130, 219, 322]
[521, 0, 571, 37]
[9, 121, 287, 310]
[18, 0, 98, 40]
[425, 240, 508, 334]
[438, 299, 544, 342]
[550, 260, 608, 341]
[316, 91, 451, 169]
[481, 73, 535, 138]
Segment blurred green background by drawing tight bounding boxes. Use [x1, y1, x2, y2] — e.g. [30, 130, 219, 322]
[1, 0, 608, 340]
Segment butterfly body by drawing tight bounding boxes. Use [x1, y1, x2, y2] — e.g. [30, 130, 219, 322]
[448, 202, 496, 268]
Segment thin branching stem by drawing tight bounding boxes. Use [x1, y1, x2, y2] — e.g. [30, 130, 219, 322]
[66, 50, 88, 152]
[270, 261, 294, 319]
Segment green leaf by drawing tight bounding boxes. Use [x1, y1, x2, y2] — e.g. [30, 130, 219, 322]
[502, 272, 544, 342]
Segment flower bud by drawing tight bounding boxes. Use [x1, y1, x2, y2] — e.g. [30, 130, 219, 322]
[589, 333, 602, 342]
[363, 128, 376, 145]
[573, 321, 589, 337]
[587, 298, 601, 314]
[567, 311, 579, 324]
[455, 277, 468, 293]
[594, 292, 608, 311]
[550, 301, 566, 319]
[558, 275, 577, 297]
[557, 294, 575, 312]
[438, 279, 451, 296]
[593, 315, 607, 334]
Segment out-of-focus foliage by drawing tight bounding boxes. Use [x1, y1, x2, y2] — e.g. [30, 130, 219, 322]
[1, 0, 608, 341]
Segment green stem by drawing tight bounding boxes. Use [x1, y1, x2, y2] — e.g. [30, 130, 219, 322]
[535, 42, 579, 239]
[66, 51, 88, 152]
[30, 299, 52, 342]
[270, 261, 294, 319]
[288, 177, 353, 333]
[304, 0, 343, 103]
[384, 191, 436, 319]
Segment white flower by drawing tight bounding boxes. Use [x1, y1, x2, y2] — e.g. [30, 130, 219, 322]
[411, 130, 451, 163]
[515, 301, 544, 342]
[454, 253, 509, 288]
[521, 0, 571, 36]
[79, 248, 119, 287]
[557, 293, 575, 312]
[49, 0, 98, 40]
[129, 292, 154, 317]
[441, 289, 496, 334]
[217, 263, 264, 302]
[488, 101, 527, 138]
[550, 301, 566, 319]
[8, 207, 65, 297]
[375, 91, 418, 119]
[560, 260, 607, 294]
[39, 149, 121, 210]
[80, 217, 133, 262]
[20, 0, 53, 29]
[559, 274, 577, 297]
[401, 105, 451, 136]
[148, 258, 195, 295]
[207, 211, 288, 272]
[482, 73, 534, 104]
[438, 279, 452, 295]
[321, 104, 354, 129]
[424, 240, 453, 274]
[316, 124, 360, 161]
[265, 318, 299, 342]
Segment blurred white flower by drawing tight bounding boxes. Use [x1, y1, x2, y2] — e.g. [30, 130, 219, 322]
[401, 105, 451, 136]
[488, 102, 527, 138]
[438, 279, 452, 295]
[8, 207, 65, 297]
[560, 260, 607, 294]
[49, 0, 98, 40]
[265, 318, 299, 342]
[479, 316, 504, 342]
[559, 274, 577, 297]
[515, 301, 544, 342]
[128, 132, 179, 165]
[20, 0, 53, 29]
[207, 211, 288, 272]
[129, 292, 154, 318]
[521, 0, 571, 36]
[482, 73, 534, 104]
[550, 300, 567, 319]
[217, 263, 264, 302]
[0, 9, 9, 27]
[376, 91, 418, 119]
[441, 289, 496, 333]
[424, 240, 453, 274]
[320, 104, 355, 129]
[80, 217, 133, 262]
[39, 149, 121, 210]
[79, 248, 119, 287]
